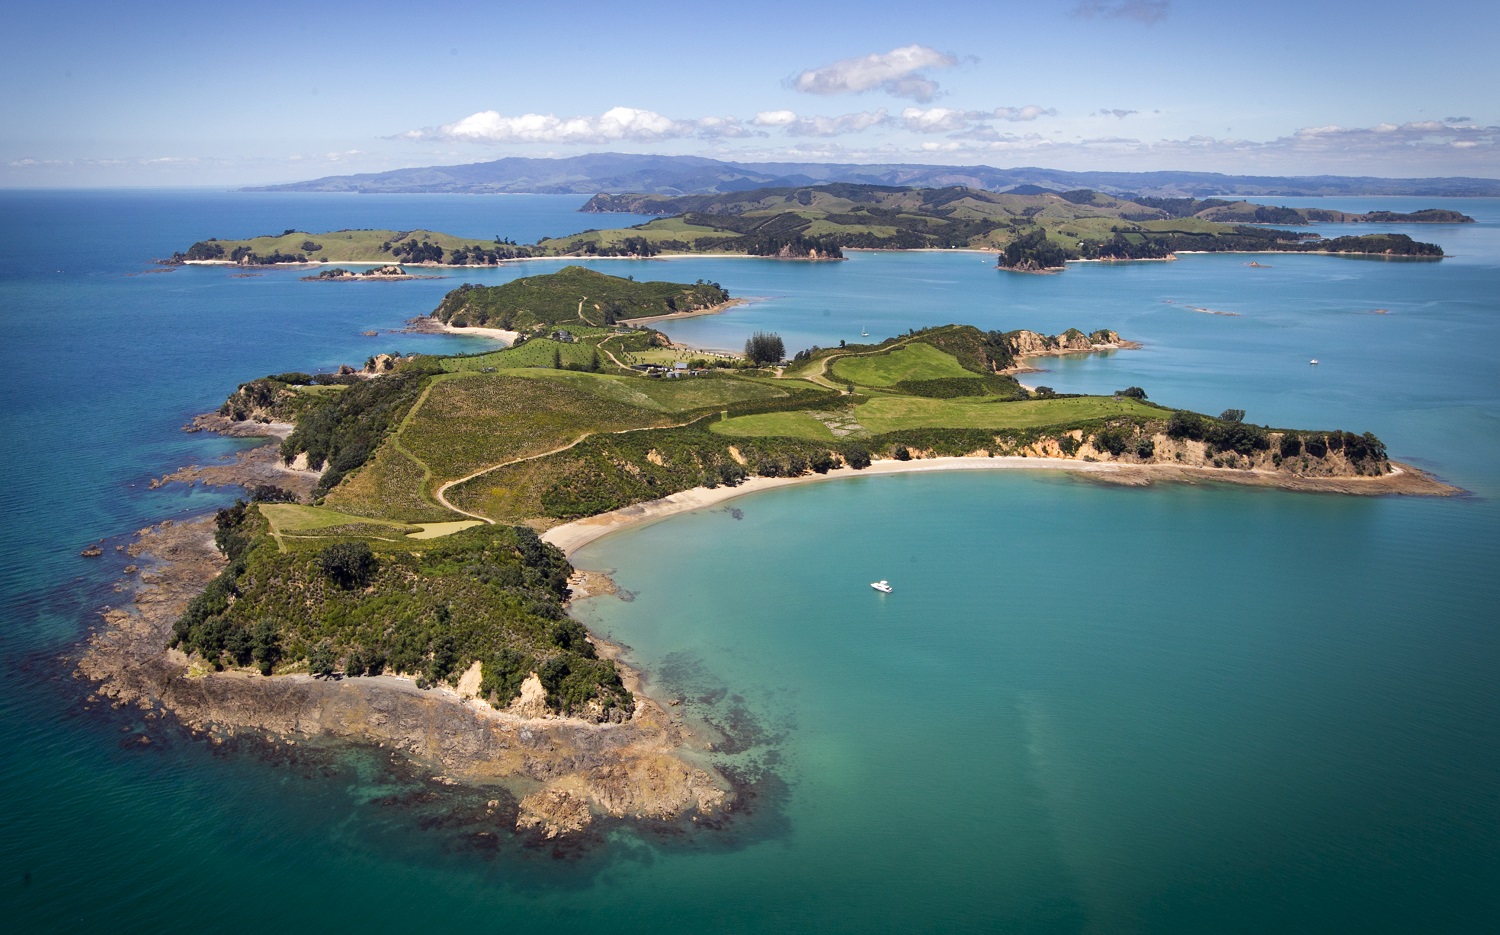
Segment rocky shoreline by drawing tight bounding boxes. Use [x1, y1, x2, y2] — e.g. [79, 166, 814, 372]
[77, 515, 734, 841]
[84, 420, 737, 842]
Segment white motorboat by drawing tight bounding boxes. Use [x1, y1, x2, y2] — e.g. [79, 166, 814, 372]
[1310, 359, 1320, 365]
[871, 580, 893, 593]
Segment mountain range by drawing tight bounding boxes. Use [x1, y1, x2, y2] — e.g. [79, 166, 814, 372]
[244, 153, 1500, 198]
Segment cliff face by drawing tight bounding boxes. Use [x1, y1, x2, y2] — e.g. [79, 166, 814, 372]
[78, 519, 732, 841]
[997, 429, 1386, 477]
[1004, 328, 1127, 358]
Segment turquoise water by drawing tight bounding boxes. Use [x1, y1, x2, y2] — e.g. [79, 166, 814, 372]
[2, 191, 1498, 931]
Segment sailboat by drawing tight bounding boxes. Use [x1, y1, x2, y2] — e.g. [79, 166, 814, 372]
[860, 327, 869, 337]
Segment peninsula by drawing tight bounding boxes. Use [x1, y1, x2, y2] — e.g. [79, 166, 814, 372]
[168, 185, 1455, 269]
[84, 266, 1456, 843]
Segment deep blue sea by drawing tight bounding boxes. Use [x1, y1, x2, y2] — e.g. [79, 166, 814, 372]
[1, 190, 1497, 932]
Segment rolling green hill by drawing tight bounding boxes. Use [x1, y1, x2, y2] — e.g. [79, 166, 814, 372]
[172, 186, 1456, 270]
[574, 184, 1451, 266]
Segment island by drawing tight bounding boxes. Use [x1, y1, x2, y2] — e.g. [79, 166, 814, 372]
[301, 264, 436, 282]
[166, 184, 1455, 271]
[82, 266, 1457, 843]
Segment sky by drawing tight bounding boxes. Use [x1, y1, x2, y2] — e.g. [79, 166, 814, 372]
[3, 0, 1497, 186]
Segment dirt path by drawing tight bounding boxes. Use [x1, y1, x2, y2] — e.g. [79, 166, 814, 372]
[788, 335, 921, 391]
[432, 433, 594, 524]
[431, 413, 717, 524]
[596, 333, 632, 371]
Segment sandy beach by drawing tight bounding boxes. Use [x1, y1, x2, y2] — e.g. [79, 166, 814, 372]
[541, 455, 1457, 556]
[628, 297, 753, 325]
[404, 317, 520, 344]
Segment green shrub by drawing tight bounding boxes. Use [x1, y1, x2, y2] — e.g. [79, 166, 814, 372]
[316, 541, 376, 589]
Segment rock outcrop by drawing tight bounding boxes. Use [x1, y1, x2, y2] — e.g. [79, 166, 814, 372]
[1003, 328, 1133, 363]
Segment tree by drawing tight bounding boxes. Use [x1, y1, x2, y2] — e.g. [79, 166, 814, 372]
[1219, 408, 1246, 424]
[552, 347, 563, 369]
[308, 641, 337, 678]
[589, 350, 601, 372]
[316, 541, 376, 589]
[251, 618, 281, 676]
[1116, 386, 1147, 400]
[744, 331, 785, 366]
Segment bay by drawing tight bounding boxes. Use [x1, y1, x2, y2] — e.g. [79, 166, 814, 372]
[1, 190, 1496, 932]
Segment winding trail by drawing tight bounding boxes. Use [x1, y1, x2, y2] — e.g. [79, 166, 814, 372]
[791, 334, 922, 391]
[433, 434, 593, 524]
[430, 413, 718, 524]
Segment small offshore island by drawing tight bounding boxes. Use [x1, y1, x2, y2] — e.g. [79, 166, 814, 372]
[84, 265, 1458, 844]
[168, 184, 1461, 270]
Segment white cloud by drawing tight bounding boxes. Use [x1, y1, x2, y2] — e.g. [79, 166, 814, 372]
[900, 105, 1057, 134]
[992, 105, 1056, 122]
[792, 45, 958, 102]
[1095, 108, 1138, 119]
[752, 110, 798, 127]
[780, 110, 891, 138]
[1070, 1, 1169, 24]
[900, 107, 985, 133]
[399, 106, 753, 144]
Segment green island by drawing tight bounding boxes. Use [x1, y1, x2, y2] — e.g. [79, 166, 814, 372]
[169, 184, 1456, 269]
[91, 265, 1453, 839]
[188, 266, 1442, 688]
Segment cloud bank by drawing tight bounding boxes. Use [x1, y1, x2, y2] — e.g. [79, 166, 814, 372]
[398, 106, 758, 144]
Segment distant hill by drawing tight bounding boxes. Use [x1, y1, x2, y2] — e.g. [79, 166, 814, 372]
[244, 152, 1500, 198]
[178, 184, 1454, 269]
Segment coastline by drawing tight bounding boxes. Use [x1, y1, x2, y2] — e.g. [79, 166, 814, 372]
[543, 455, 1458, 557]
[404, 316, 520, 344]
[1003, 339, 1143, 374]
[628, 297, 753, 325]
[79, 511, 734, 841]
[177, 244, 1445, 273]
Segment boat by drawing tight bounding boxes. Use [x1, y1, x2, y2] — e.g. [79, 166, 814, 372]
[871, 580, 892, 593]
[1310, 359, 1320, 365]
[860, 327, 869, 337]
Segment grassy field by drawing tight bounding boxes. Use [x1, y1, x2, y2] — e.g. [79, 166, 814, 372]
[512, 369, 789, 413]
[830, 343, 975, 387]
[321, 443, 455, 522]
[258, 503, 480, 543]
[709, 411, 836, 441]
[398, 373, 669, 483]
[854, 395, 1163, 433]
[441, 337, 606, 372]
[259, 503, 416, 534]
[538, 217, 737, 254]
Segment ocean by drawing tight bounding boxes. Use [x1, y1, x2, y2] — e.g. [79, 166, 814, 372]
[1, 190, 1496, 932]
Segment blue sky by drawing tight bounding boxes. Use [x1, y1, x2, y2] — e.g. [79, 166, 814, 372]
[3, 0, 1497, 185]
